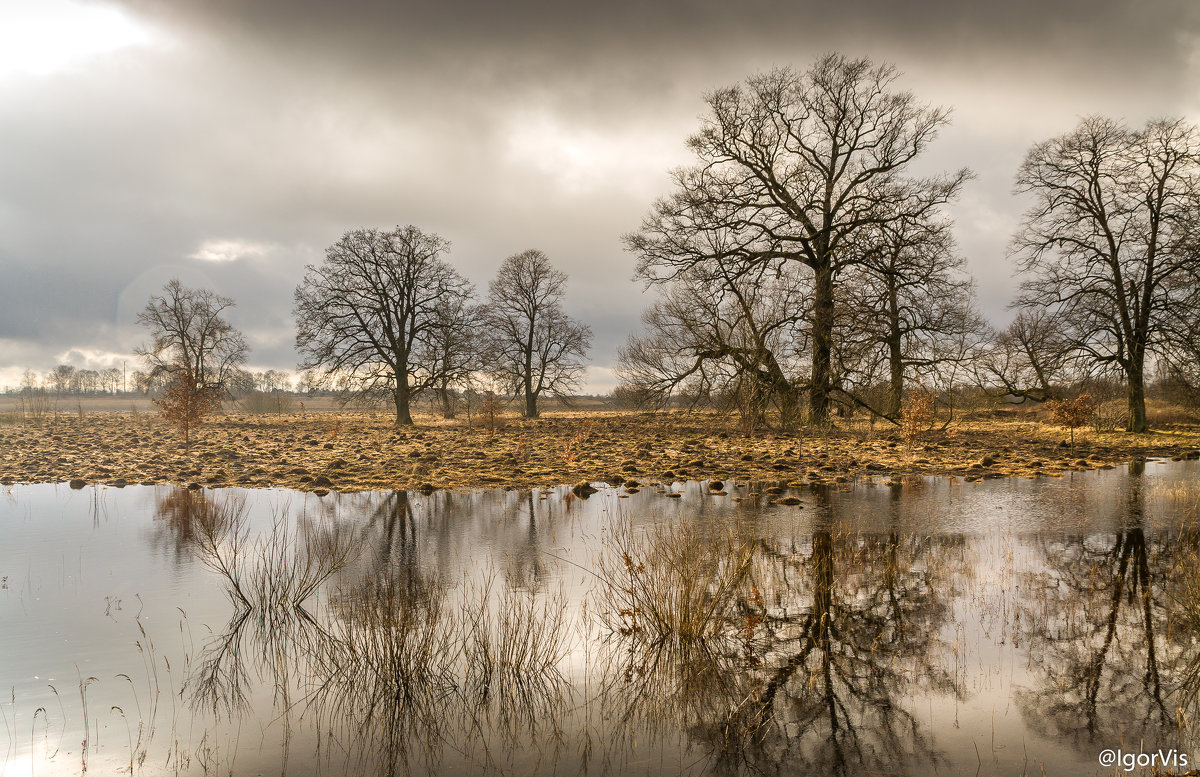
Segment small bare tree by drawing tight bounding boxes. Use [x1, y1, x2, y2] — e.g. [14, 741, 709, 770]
[417, 296, 482, 420]
[136, 280, 249, 394]
[978, 309, 1074, 403]
[480, 249, 591, 418]
[480, 390, 503, 435]
[617, 261, 808, 428]
[845, 199, 983, 419]
[900, 389, 935, 449]
[1045, 394, 1096, 447]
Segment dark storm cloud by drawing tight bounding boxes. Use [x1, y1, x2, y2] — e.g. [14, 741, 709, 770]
[1, 0, 1198, 388]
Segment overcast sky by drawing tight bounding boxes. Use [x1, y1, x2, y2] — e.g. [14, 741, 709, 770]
[2, 0, 1198, 391]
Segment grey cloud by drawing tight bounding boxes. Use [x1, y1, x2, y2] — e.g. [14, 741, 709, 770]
[1, 0, 1198, 387]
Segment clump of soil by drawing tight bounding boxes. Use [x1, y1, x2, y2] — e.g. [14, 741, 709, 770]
[1, 410, 1197, 493]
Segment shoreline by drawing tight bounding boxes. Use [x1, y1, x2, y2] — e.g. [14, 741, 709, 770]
[2, 410, 1199, 494]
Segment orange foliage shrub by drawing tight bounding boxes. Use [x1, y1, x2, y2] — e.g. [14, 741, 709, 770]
[154, 369, 221, 448]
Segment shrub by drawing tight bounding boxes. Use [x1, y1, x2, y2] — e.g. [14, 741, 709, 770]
[239, 391, 296, 414]
[901, 390, 936, 448]
[1045, 394, 1096, 446]
[155, 369, 222, 447]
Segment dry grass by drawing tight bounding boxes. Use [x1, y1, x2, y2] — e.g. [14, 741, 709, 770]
[2, 408, 1200, 492]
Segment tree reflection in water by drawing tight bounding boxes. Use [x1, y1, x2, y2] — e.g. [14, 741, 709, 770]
[144, 475, 1200, 776]
[165, 487, 572, 776]
[598, 484, 964, 776]
[1017, 461, 1200, 751]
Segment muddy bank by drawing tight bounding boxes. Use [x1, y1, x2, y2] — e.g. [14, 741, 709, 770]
[1, 410, 1199, 493]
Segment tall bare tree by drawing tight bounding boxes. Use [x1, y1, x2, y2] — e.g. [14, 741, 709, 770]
[844, 204, 983, 418]
[418, 296, 482, 419]
[627, 54, 968, 424]
[1012, 116, 1200, 432]
[136, 279, 249, 394]
[480, 249, 591, 418]
[294, 226, 473, 426]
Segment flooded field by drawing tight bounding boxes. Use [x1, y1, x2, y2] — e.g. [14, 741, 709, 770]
[3, 462, 1200, 776]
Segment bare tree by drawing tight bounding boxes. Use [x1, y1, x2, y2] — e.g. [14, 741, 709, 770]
[480, 249, 591, 418]
[48, 364, 76, 395]
[627, 54, 968, 425]
[294, 226, 473, 426]
[1012, 116, 1200, 432]
[617, 260, 809, 428]
[417, 296, 482, 419]
[843, 204, 983, 418]
[136, 279, 249, 394]
[155, 368, 222, 448]
[978, 309, 1075, 403]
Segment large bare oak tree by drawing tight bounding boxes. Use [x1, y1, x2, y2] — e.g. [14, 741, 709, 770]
[294, 226, 474, 425]
[627, 54, 968, 424]
[1012, 117, 1200, 432]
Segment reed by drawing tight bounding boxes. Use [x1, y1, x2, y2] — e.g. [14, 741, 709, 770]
[597, 516, 756, 644]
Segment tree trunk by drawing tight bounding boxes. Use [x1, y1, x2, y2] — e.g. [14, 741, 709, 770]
[887, 341, 903, 418]
[778, 388, 801, 431]
[809, 262, 835, 425]
[523, 328, 537, 419]
[439, 384, 455, 419]
[393, 383, 413, 426]
[1126, 367, 1147, 433]
[886, 283, 903, 418]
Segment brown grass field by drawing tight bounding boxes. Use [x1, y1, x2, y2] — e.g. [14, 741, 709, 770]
[2, 400, 1199, 493]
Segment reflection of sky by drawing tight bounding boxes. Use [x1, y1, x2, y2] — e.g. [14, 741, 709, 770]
[0, 460, 1198, 775]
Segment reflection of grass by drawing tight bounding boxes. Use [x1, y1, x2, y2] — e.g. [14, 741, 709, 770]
[1170, 535, 1200, 714]
[308, 572, 571, 774]
[188, 493, 358, 611]
[183, 491, 358, 720]
[1152, 482, 1200, 524]
[464, 578, 567, 696]
[597, 517, 755, 644]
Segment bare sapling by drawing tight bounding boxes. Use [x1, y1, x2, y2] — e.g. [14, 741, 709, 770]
[901, 390, 936, 449]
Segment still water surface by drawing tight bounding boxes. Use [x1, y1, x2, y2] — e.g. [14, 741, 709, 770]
[3, 462, 1200, 776]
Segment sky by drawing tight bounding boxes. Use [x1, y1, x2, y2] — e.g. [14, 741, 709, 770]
[1, 0, 1198, 392]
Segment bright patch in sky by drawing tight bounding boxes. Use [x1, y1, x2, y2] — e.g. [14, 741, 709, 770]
[0, 0, 159, 78]
[55, 347, 137, 370]
[503, 109, 687, 195]
[189, 239, 273, 263]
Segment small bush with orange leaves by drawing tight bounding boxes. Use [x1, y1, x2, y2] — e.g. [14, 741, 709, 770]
[901, 390, 936, 448]
[154, 368, 221, 447]
[1044, 394, 1096, 446]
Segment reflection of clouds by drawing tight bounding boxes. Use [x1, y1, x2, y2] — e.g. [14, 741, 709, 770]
[180, 492, 575, 776]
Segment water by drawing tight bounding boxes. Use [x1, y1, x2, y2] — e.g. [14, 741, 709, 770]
[2, 461, 1200, 776]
